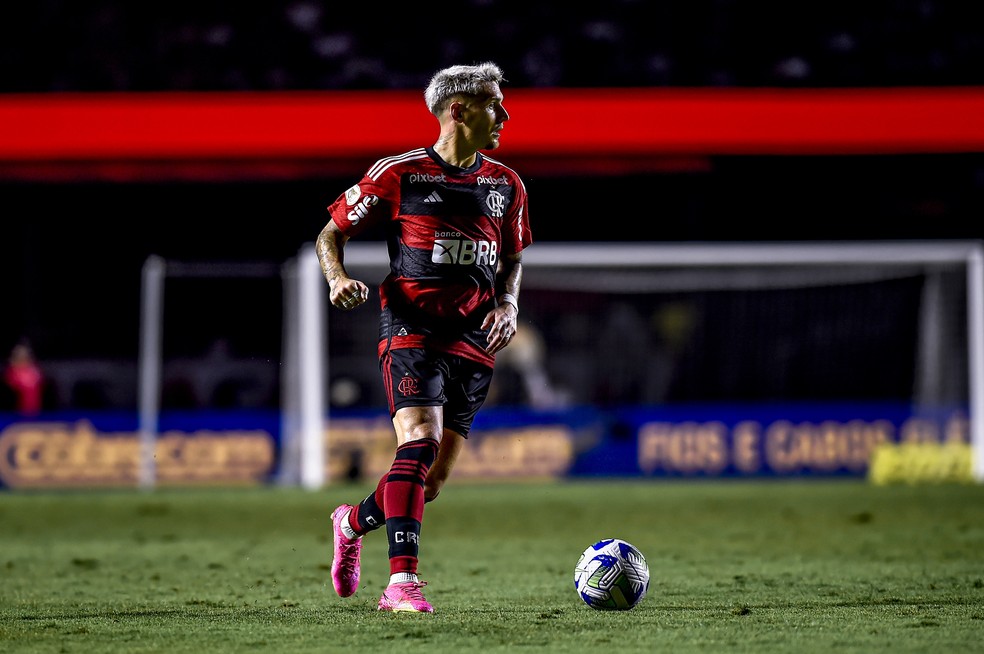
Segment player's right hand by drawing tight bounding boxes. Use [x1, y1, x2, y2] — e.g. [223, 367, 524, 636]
[330, 279, 369, 310]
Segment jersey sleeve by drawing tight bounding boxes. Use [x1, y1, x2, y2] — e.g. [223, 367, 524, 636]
[326, 171, 395, 237]
[502, 174, 533, 255]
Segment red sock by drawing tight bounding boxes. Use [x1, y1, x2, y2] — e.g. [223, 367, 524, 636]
[383, 438, 439, 575]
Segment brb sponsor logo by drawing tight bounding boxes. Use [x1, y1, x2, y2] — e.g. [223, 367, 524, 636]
[432, 231, 497, 266]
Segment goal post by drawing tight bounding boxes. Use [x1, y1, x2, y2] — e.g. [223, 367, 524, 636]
[136, 257, 289, 489]
[970, 244, 984, 479]
[280, 244, 328, 490]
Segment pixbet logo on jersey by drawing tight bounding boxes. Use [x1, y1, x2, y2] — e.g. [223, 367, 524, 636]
[431, 239, 498, 266]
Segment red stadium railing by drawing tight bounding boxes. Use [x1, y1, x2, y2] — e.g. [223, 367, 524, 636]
[2, 88, 984, 180]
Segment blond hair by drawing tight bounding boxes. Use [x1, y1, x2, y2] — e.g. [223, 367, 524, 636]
[423, 62, 505, 115]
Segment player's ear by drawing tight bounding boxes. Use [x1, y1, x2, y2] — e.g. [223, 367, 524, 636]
[449, 101, 465, 123]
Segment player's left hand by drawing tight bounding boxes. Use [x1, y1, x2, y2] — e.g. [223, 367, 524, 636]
[482, 304, 518, 354]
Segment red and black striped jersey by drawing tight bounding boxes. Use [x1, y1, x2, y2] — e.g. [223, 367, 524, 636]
[327, 146, 533, 368]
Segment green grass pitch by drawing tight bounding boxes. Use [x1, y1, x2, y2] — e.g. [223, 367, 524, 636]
[2, 479, 983, 653]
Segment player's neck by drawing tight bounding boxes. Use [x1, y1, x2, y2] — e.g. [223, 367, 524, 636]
[432, 138, 477, 170]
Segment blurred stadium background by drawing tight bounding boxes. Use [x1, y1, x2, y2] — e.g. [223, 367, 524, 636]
[1, 1, 983, 489]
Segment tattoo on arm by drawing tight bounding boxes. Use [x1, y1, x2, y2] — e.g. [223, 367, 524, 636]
[316, 222, 349, 287]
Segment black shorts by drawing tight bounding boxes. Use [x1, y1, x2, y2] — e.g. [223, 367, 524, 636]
[380, 347, 493, 438]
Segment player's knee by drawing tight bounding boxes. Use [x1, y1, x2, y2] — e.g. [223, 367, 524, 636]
[404, 422, 442, 443]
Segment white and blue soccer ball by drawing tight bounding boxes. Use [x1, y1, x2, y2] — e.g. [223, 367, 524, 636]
[574, 538, 650, 610]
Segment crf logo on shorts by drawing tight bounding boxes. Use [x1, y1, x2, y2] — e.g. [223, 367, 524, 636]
[398, 376, 420, 396]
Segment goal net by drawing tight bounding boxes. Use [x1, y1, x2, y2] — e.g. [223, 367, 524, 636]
[281, 240, 983, 484]
[138, 240, 984, 486]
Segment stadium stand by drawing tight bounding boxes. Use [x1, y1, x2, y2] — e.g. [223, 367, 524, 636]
[2, 1, 984, 92]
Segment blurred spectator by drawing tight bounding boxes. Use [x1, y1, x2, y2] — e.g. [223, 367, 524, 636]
[2, 340, 45, 416]
[489, 322, 570, 410]
[595, 303, 652, 406]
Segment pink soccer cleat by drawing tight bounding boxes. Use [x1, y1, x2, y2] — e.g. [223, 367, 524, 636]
[377, 581, 434, 613]
[330, 504, 362, 597]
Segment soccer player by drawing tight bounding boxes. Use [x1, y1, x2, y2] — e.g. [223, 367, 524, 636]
[316, 61, 533, 613]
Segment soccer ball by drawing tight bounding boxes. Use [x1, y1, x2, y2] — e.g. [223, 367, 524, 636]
[574, 538, 650, 610]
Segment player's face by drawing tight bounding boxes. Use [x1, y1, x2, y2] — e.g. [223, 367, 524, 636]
[463, 84, 509, 150]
